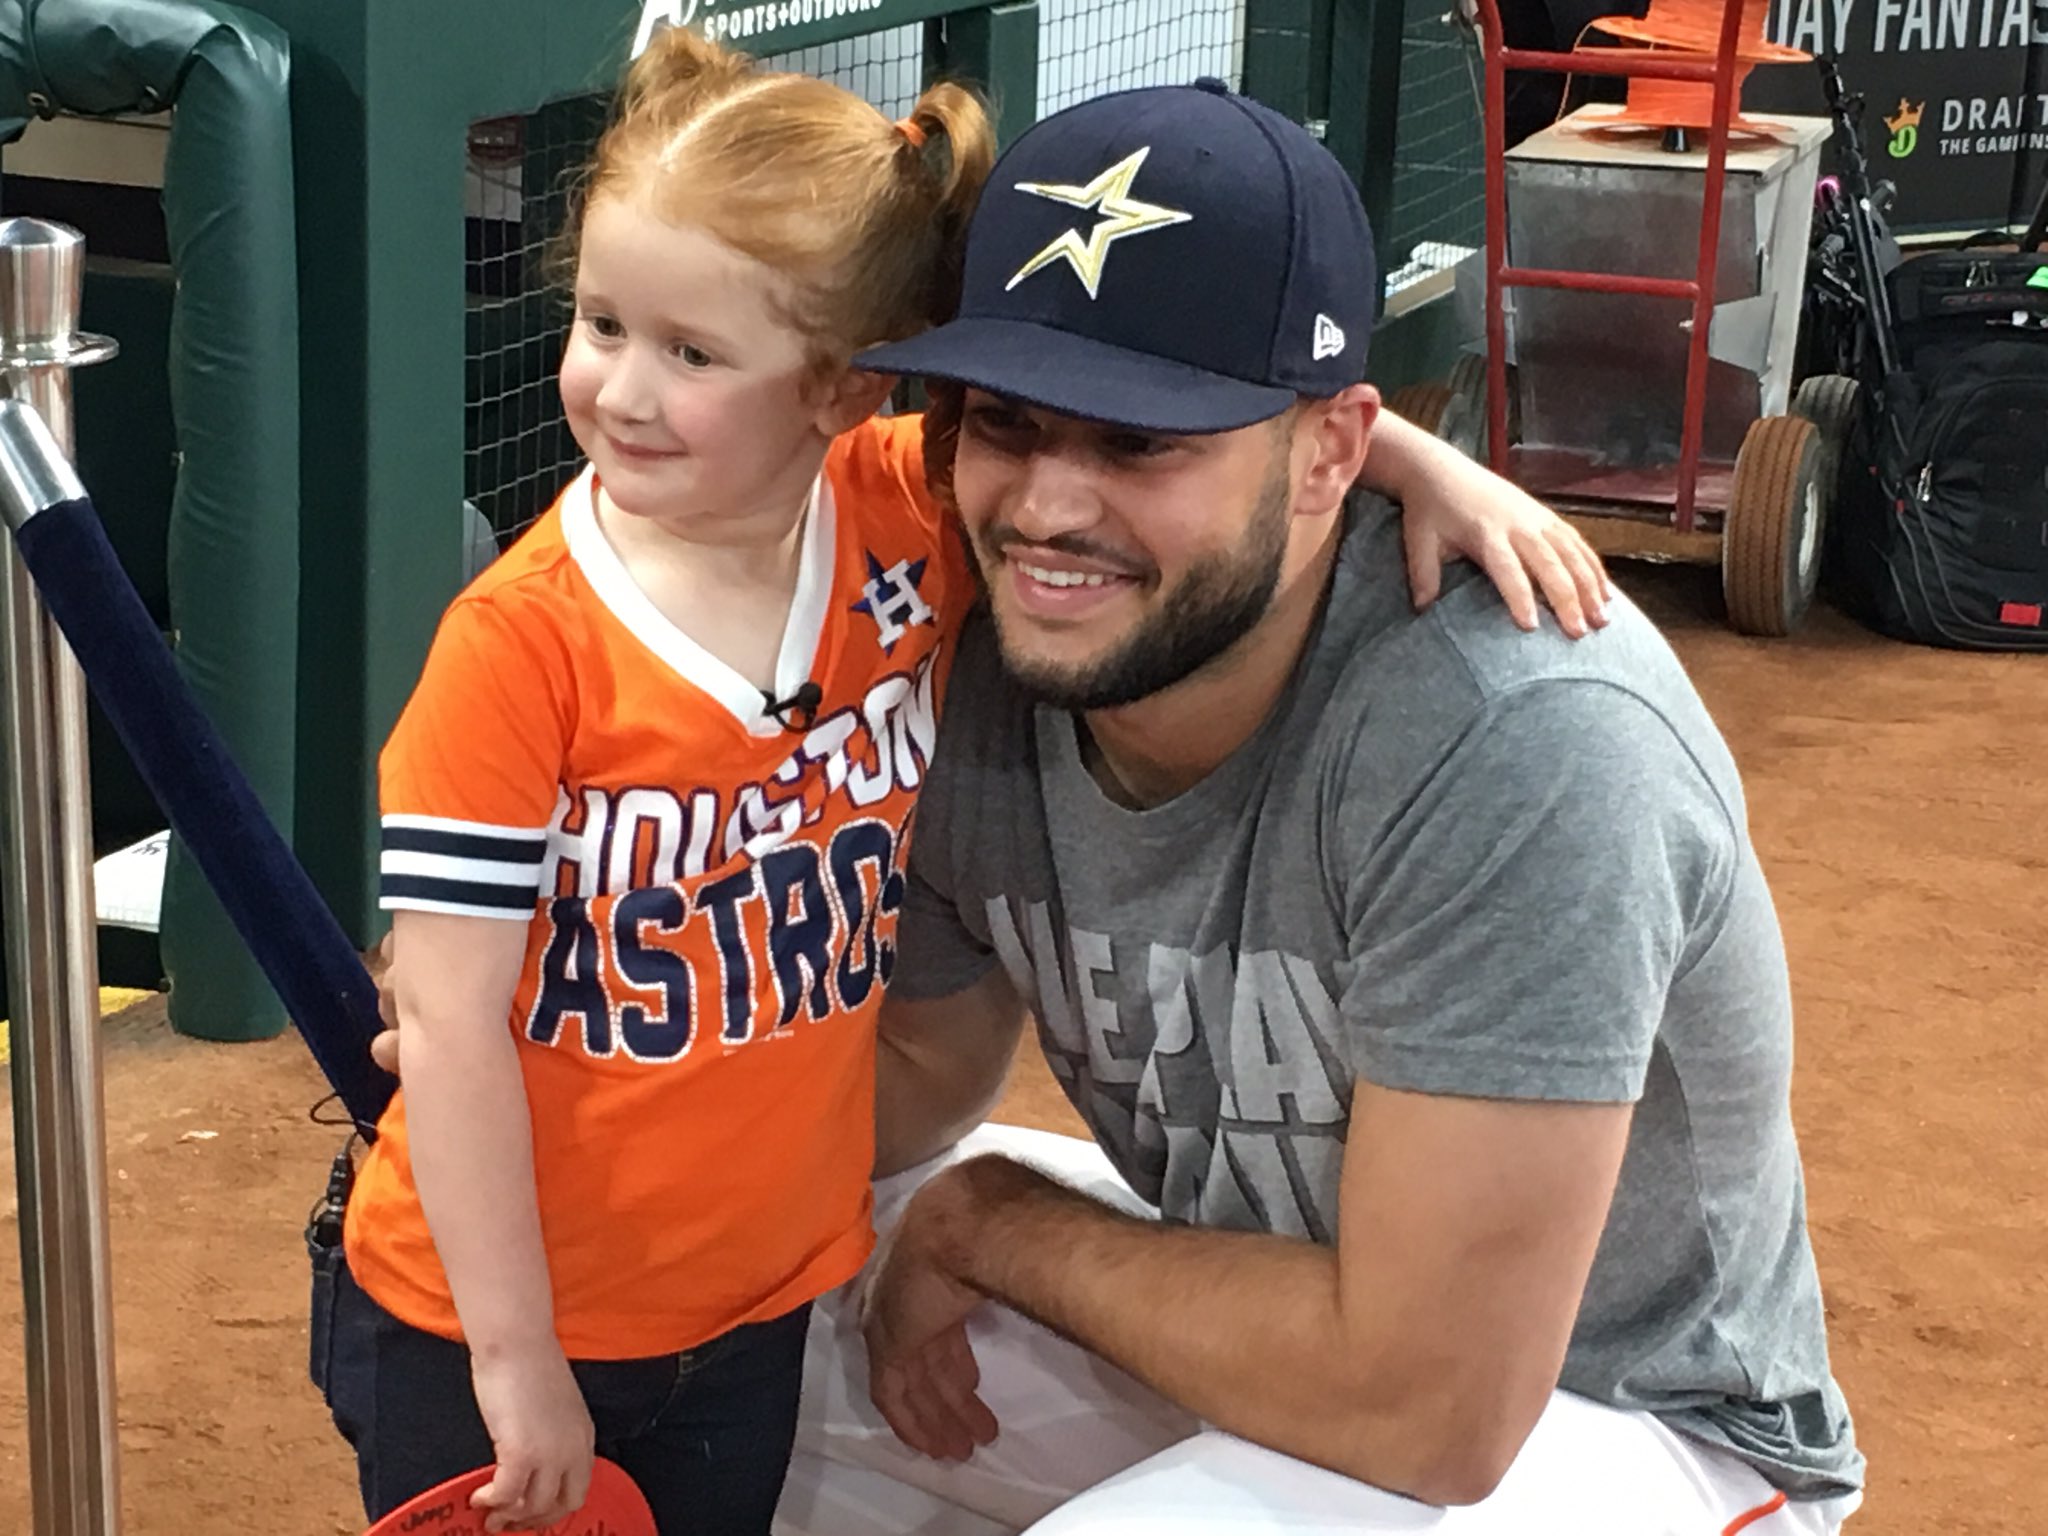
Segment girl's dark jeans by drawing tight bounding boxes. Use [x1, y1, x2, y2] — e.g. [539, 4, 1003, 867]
[311, 1251, 810, 1536]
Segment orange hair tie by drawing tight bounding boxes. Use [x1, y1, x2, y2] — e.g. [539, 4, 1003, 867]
[895, 117, 927, 150]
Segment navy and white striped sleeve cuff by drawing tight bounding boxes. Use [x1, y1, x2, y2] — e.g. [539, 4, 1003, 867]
[380, 814, 547, 920]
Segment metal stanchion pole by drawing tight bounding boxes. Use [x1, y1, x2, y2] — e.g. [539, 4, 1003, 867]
[0, 217, 123, 1536]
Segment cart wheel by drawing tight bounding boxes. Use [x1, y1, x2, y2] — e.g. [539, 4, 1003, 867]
[1791, 373, 1861, 507]
[1723, 414, 1825, 637]
[1435, 355, 1517, 460]
[1384, 382, 1454, 435]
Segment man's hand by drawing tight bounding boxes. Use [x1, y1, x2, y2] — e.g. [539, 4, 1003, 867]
[851, 1094, 1631, 1505]
[469, 1340, 596, 1532]
[861, 1167, 1001, 1462]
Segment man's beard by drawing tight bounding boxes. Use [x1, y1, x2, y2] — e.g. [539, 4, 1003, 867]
[976, 453, 1293, 712]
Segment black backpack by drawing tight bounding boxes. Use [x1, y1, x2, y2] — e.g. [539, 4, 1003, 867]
[1831, 253, 2048, 651]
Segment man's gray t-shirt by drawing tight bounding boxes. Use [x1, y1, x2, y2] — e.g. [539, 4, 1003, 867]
[895, 495, 1861, 1498]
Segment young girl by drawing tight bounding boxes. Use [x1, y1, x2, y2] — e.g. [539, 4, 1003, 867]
[327, 28, 1608, 1536]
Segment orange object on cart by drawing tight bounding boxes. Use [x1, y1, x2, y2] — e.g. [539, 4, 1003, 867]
[1575, 0, 1808, 133]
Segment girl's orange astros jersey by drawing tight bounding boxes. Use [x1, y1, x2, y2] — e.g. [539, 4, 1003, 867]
[345, 414, 969, 1359]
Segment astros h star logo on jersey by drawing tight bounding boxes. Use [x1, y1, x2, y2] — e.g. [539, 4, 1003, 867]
[852, 551, 934, 653]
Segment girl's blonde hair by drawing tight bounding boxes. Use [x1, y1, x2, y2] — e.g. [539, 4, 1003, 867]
[568, 27, 996, 371]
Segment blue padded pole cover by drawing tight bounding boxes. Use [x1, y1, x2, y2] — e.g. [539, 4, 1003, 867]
[12, 492, 393, 1130]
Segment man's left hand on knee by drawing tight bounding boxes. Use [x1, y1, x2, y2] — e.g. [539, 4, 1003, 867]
[861, 1162, 1003, 1463]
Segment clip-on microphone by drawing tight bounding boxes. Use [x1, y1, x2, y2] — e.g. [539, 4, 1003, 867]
[761, 679, 823, 731]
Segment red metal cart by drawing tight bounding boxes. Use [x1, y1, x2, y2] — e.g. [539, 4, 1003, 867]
[1428, 0, 1838, 634]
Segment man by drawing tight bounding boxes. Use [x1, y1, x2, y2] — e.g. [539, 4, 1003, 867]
[776, 79, 1863, 1534]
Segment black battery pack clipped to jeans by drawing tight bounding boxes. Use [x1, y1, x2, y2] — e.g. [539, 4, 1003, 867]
[306, 1140, 356, 1396]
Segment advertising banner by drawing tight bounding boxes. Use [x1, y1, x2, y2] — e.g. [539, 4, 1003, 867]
[1748, 0, 2048, 231]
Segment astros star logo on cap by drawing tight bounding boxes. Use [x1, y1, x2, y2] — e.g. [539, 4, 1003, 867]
[1005, 148, 1192, 301]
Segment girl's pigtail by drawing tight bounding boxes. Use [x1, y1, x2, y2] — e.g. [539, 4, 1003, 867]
[897, 81, 997, 325]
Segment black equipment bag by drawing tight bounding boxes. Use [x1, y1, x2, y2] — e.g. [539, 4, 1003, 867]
[1889, 249, 2048, 342]
[1834, 326, 2048, 650]
[1807, 55, 2048, 649]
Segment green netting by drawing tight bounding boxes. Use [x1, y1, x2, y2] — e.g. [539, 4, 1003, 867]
[1386, 0, 1483, 279]
[1039, 0, 1243, 115]
[463, 96, 600, 548]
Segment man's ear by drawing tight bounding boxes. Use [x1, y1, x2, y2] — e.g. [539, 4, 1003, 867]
[1294, 383, 1380, 519]
[814, 368, 900, 436]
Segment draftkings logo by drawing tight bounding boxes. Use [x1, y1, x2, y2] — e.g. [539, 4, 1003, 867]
[1885, 98, 1925, 159]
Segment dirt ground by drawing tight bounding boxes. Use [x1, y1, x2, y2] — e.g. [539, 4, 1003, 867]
[2, 566, 2043, 1534]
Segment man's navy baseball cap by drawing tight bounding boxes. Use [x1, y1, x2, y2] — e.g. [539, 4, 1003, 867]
[859, 78, 1377, 435]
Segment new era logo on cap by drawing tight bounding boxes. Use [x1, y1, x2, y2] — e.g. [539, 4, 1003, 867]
[1312, 313, 1346, 361]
